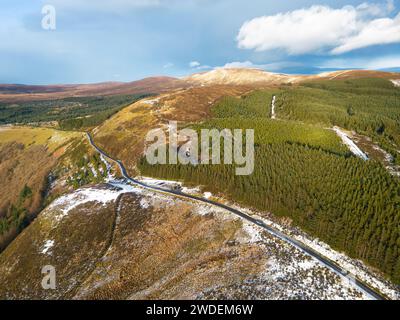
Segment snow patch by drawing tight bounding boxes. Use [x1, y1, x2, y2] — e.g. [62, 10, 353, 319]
[137, 176, 182, 187]
[333, 127, 368, 160]
[294, 234, 399, 299]
[41, 240, 54, 255]
[49, 188, 120, 221]
[243, 223, 263, 243]
[139, 198, 151, 209]
[391, 80, 400, 87]
[271, 95, 276, 119]
[47, 182, 142, 223]
[203, 192, 212, 199]
[141, 98, 160, 105]
[200, 196, 399, 299]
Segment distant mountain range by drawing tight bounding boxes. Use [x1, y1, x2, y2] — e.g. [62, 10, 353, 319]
[0, 68, 399, 103]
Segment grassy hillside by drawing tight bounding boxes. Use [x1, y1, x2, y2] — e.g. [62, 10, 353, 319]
[138, 87, 400, 284]
[0, 126, 111, 251]
[0, 127, 82, 249]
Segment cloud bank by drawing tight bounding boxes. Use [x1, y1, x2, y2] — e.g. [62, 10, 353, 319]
[237, 1, 400, 55]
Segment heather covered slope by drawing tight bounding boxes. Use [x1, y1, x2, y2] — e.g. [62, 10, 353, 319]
[0, 127, 82, 250]
[0, 181, 380, 300]
[0, 126, 113, 252]
[0, 76, 187, 103]
[92, 85, 252, 175]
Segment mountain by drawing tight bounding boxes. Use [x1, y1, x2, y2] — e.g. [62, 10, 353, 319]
[1, 68, 400, 300]
[0, 76, 187, 103]
[184, 68, 293, 86]
[184, 68, 400, 86]
[1, 68, 399, 103]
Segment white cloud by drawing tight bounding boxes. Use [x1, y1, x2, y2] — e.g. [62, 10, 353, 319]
[332, 13, 400, 54]
[366, 56, 400, 69]
[222, 61, 258, 69]
[189, 61, 211, 70]
[237, 1, 400, 55]
[189, 61, 201, 68]
[163, 62, 174, 68]
[221, 60, 301, 71]
[196, 65, 212, 70]
[320, 55, 400, 70]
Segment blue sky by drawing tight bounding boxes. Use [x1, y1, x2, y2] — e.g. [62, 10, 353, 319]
[0, 0, 399, 84]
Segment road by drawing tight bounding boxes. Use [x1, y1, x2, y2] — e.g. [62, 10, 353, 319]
[86, 132, 387, 300]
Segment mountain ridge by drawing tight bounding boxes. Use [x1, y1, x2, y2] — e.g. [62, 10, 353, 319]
[1, 68, 399, 103]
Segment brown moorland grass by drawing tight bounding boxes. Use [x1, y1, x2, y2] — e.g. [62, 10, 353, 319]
[0, 126, 82, 250]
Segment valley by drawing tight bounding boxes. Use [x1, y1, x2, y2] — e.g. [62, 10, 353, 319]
[0, 68, 399, 300]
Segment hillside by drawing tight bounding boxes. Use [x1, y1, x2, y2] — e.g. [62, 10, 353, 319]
[92, 85, 253, 174]
[184, 68, 400, 86]
[0, 127, 83, 250]
[0, 77, 187, 103]
[1, 68, 399, 104]
[137, 78, 400, 285]
[0, 68, 400, 300]
[0, 178, 389, 300]
[184, 68, 293, 86]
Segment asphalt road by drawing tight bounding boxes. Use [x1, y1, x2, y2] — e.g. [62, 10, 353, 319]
[86, 132, 388, 300]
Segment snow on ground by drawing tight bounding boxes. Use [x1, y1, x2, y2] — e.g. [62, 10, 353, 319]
[333, 127, 369, 160]
[141, 98, 160, 105]
[239, 206, 399, 299]
[133, 176, 398, 299]
[88, 164, 98, 178]
[271, 95, 276, 119]
[238, 219, 370, 300]
[391, 80, 400, 87]
[137, 176, 182, 187]
[185, 188, 399, 299]
[294, 233, 400, 299]
[203, 192, 212, 199]
[49, 145, 399, 299]
[242, 222, 263, 243]
[46, 180, 144, 224]
[139, 198, 151, 209]
[100, 154, 114, 181]
[372, 144, 394, 163]
[41, 240, 54, 255]
[371, 144, 400, 177]
[47, 187, 123, 222]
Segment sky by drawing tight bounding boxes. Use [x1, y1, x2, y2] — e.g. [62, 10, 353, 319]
[1, 0, 400, 84]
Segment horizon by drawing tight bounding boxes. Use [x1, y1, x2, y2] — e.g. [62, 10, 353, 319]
[2, 66, 400, 86]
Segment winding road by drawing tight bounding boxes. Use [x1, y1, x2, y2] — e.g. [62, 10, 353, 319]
[86, 132, 388, 300]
